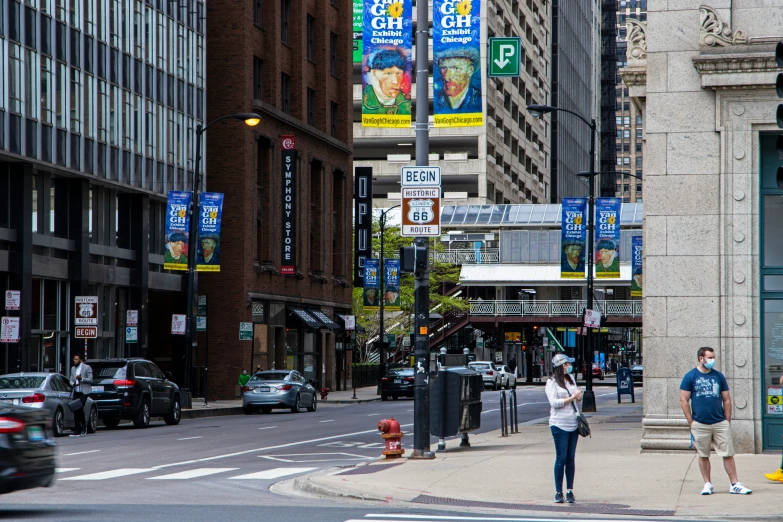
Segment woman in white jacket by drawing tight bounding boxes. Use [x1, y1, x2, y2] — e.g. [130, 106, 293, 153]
[545, 353, 583, 504]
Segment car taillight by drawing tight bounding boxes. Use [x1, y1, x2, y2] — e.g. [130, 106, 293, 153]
[0, 417, 25, 433]
[113, 379, 136, 388]
[404, 377, 414, 382]
[381, 378, 390, 382]
[277, 384, 292, 391]
[242, 386, 255, 392]
[22, 393, 46, 403]
[487, 371, 494, 376]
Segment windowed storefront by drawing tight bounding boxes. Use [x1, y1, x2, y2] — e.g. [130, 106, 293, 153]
[27, 278, 70, 375]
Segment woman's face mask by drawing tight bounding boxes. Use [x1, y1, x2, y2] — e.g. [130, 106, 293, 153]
[565, 364, 573, 374]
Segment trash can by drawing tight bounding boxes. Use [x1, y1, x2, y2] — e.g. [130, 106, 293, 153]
[430, 367, 482, 439]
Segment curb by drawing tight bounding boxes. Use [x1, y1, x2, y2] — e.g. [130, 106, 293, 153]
[320, 398, 381, 404]
[181, 407, 244, 419]
[291, 472, 392, 503]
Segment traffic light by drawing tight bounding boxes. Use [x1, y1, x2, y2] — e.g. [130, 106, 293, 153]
[399, 245, 428, 275]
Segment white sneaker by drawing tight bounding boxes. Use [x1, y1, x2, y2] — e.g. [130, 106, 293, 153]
[701, 482, 714, 495]
[729, 482, 752, 495]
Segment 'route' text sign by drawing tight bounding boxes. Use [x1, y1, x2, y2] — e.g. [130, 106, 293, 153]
[401, 187, 441, 237]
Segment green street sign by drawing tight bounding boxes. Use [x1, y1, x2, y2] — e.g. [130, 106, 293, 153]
[239, 322, 253, 341]
[488, 37, 522, 77]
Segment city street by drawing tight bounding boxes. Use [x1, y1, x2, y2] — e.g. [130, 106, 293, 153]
[1, 388, 629, 522]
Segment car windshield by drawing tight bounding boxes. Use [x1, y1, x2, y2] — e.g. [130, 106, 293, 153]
[470, 364, 490, 370]
[90, 363, 127, 379]
[386, 369, 413, 377]
[0, 376, 46, 389]
[250, 372, 289, 382]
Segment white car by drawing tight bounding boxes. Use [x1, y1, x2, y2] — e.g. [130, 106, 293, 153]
[497, 365, 517, 389]
[468, 361, 502, 390]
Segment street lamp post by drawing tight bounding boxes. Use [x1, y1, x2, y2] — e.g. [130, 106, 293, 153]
[377, 205, 401, 384]
[527, 104, 598, 412]
[182, 112, 261, 403]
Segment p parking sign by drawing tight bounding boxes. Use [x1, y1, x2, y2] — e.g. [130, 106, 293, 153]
[488, 37, 522, 77]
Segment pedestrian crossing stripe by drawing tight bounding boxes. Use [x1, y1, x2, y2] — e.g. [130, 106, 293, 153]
[57, 467, 316, 481]
[148, 468, 238, 480]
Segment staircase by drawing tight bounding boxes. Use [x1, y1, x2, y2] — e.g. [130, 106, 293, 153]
[428, 310, 471, 349]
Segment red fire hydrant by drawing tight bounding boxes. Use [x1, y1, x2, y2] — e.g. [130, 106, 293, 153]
[320, 388, 330, 400]
[377, 417, 405, 459]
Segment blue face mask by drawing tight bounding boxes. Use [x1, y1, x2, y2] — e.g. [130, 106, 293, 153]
[704, 358, 716, 369]
[565, 365, 573, 374]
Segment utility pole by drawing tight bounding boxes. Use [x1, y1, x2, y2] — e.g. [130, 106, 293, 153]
[378, 205, 400, 383]
[582, 119, 597, 413]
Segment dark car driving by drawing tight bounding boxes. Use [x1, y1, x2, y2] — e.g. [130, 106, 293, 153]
[0, 403, 56, 495]
[87, 358, 181, 429]
[380, 368, 414, 401]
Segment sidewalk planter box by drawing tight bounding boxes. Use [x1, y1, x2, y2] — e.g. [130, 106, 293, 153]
[431, 368, 482, 438]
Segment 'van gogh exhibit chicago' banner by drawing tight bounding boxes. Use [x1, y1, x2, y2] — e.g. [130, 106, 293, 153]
[361, 0, 412, 128]
[164, 191, 191, 271]
[363, 258, 380, 310]
[384, 259, 401, 311]
[433, 0, 483, 127]
[595, 198, 621, 279]
[631, 236, 643, 296]
[560, 198, 587, 279]
[196, 192, 223, 272]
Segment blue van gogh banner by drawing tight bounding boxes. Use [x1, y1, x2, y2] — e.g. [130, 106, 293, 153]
[384, 259, 401, 311]
[363, 258, 380, 310]
[560, 198, 587, 279]
[433, 0, 483, 127]
[164, 191, 192, 271]
[631, 236, 643, 296]
[361, 0, 412, 128]
[196, 192, 224, 272]
[595, 198, 621, 279]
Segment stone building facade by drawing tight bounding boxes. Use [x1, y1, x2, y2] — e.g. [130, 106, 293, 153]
[621, 2, 783, 452]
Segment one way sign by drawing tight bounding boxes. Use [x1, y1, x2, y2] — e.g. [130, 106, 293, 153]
[489, 37, 522, 77]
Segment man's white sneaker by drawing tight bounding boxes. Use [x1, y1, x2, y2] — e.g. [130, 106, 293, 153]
[701, 482, 714, 495]
[729, 483, 752, 495]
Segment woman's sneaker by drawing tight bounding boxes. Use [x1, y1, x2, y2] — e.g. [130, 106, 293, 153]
[729, 482, 752, 495]
[554, 491, 564, 503]
[565, 491, 576, 503]
[701, 482, 714, 495]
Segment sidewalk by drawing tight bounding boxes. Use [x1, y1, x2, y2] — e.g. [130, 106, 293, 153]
[180, 386, 380, 419]
[292, 400, 783, 520]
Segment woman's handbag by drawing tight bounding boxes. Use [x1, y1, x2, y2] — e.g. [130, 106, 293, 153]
[571, 401, 591, 437]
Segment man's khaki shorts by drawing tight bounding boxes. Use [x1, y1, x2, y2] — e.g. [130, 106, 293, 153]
[691, 420, 735, 458]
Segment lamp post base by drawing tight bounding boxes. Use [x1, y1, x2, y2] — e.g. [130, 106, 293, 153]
[582, 389, 596, 412]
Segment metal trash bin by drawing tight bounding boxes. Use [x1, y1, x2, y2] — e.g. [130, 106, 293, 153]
[431, 368, 482, 440]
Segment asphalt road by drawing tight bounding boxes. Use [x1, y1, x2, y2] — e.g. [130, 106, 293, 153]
[2, 387, 634, 522]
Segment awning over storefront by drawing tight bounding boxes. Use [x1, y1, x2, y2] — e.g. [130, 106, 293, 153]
[460, 264, 633, 286]
[289, 307, 323, 328]
[309, 310, 339, 330]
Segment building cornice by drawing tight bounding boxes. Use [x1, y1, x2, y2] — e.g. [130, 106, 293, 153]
[692, 45, 781, 90]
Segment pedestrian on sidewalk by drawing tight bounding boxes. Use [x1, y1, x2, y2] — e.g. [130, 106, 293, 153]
[255, 364, 263, 373]
[679, 346, 751, 495]
[764, 374, 783, 483]
[545, 353, 583, 504]
[68, 354, 93, 437]
[508, 358, 517, 378]
[238, 369, 250, 388]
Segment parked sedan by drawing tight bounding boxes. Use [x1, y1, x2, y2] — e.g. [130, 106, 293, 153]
[0, 403, 56, 495]
[381, 368, 414, 400]
[592, 363, 605, 381]
[0, 373, 98, 437]
[498, 365, 517, 389]
[242, 370, 317, 414]
[632, 365, 644, 382]
[468, 361, 501, 390]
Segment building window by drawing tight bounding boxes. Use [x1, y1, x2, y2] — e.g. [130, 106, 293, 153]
[84, 74, 94, 138]
[97, 79, 107, 141]
[306, 87, 315, 126]
[281, 73, 290, 114]
[41, 56, 53, 124]
[70, 68, 81, 134]
[330, 102, 337, 138]
[330, 32, 337, 75]
[281, 0, 290, 44]
[306, 15, 314, 61]
[253, 0, 262, 25]
[122, 89, 131, 149]
[56, 62, 67, 128]
[25, 49, 39, 120]
[9, 43, 22, 114]
[253, 57, 263, 101]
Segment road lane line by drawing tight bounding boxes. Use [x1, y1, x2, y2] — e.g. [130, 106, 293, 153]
[319, 420, 335, 423]
[64, 450, 101, 456]
[229, 467, 317, 480]
[363, 515, 625, 521]
[148, 468, 238, 480]
[177, 436, 203, 440]
[55, 468, 80, 473]
[258, 426, 278, 430]
[61, 468, 153, 481]
[367, 413, 381, 416]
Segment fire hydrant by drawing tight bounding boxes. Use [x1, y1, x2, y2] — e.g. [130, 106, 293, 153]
[377, 417, 405, 459]
[320, 388, 330, 400]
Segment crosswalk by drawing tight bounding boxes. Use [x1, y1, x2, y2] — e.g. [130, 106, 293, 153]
[55, 466, 317, 482]
[345, 516, 663, 522]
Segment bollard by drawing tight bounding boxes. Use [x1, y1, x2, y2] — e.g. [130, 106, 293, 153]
[505, 388, 512, 435]
[500, 390, 508, 437]
[510, 388, 519, 433]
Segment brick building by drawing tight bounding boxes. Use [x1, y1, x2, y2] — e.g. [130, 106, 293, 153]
[202, 0, 354, 398]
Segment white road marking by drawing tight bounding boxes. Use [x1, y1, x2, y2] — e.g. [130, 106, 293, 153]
[177, 436, 203, 440]
[319, 420, 335, 423]
[360, 515, 630, 522]
[228, 467, 317, 480]
[481, 409, 498, 414]
[258, 426, 278, 430]
[260, 452, 374, 463]
[60, 468, 152, 481]
[55, 468, 80, 473]
[407, 409, 414, 412]
[367, 413, 381, 416]
[63, 450, 101, 456]
[148, 468, 238, 480]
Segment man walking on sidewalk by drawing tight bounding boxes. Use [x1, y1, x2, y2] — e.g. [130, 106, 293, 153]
[679, 346, 751, 495]
[69, 354, 93, 437]
[764, 374, 783, 483]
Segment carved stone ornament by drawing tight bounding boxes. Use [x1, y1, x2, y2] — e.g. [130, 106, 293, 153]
[700, 5, 747, 47]
[627, 19, 647, 60]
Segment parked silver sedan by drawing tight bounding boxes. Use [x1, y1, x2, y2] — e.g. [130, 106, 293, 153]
[241, 370, 317, 414]
[0, 373, 98, 437]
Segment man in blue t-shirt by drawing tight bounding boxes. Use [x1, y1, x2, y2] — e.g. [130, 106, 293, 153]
[680, 346, 751, 495]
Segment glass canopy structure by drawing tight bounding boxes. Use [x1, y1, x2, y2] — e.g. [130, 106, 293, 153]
[441, 203, 644, 227]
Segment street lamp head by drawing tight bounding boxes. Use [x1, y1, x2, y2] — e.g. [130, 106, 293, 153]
[234, 113, 262, 126]
[526, 104, 554, 118]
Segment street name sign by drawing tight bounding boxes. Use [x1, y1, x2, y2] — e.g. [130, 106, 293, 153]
[75, 326, 98, 339]
[401, 187, 441, 237]
[401, 166, 441, 187]
[74, 296, 98, 325]
[1, 317, 20, 343]
[5, 290, 20, 311]
[488, 37, 522, 77]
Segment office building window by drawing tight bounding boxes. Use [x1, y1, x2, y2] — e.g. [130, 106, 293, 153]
[281, 0, 290, 44]
[84, 74, 94, 138]
[70, 68, 81, 134]
[306, 15, 314, 61]
[97, 79, 107, 141]
[306, 87, 315, 126]
[330, 102, 337, 138]
[253, 57, 263, 100]
[330, 32, 337, 75]
[9, 43, 22, 114]
[25, 49, 39, 120]
[281, 73, 290, 114]
[41, 56, 53, 124]
[253, 0, 262, 25]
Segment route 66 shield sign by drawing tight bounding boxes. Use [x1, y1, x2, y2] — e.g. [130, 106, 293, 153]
[408, 199, 434, 224]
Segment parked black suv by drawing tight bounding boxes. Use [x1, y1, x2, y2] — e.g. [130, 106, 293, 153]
[87, 358, 181, 429]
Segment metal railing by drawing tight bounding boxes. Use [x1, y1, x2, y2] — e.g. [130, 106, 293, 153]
[468, 299, 643, 317]
[432, 249, 499, 265]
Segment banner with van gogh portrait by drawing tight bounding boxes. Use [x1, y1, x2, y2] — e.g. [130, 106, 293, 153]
[433, 0, 483, 127]
[164, 191, 192, 271]
[560, 198, 587, 279]
[196, 192, 223, 273]
[384, 259, 401, 311]
[594, 198, 621, 279]
[363, 258, 380, 310]
[631, 236, 643, 296]
[361, 0, 412, 128]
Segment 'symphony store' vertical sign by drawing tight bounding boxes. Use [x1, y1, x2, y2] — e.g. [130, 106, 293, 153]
[281, 135, 296, 275]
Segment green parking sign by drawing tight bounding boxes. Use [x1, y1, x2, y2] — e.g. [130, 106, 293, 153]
[488, 37, 522, 77]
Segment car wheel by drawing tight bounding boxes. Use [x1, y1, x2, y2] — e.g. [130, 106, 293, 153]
[133, 399, 151, 428]
[164, 397, 181, 425]
[381, 394, 388, 401]
[87, 407, 98, 434]
[103, 418, 121, 429]
[53, 408, 65, 437]
[261, 407, 272, 414]
[307, 395, 317, 412]
[243, 404, 254, 415]
[291, 394, 301, 414]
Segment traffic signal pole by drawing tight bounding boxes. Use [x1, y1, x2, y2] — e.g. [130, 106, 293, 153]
[412, 0, 434, 460]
